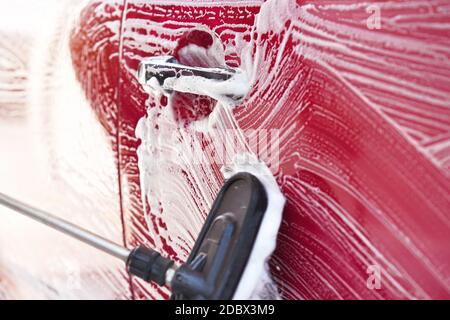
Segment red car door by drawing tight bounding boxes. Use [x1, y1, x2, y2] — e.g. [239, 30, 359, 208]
[100, 0, 449, 299]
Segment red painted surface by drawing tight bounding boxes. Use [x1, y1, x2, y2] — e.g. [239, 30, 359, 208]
[2, 0, 448, 299]
[72, 0, 450, 299]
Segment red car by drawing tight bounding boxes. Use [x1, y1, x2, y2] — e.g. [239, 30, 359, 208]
[0, 0, 449, 299]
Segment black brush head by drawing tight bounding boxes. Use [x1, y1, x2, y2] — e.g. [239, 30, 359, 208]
[170, 172, 268, 300]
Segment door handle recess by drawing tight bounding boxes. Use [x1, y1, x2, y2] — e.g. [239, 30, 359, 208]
[137, 55, 248, 102]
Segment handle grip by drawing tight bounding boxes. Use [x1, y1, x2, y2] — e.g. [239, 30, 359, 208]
[138, 55, 246, 101]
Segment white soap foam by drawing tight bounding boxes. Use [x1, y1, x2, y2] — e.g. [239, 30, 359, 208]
[164, 69, 250, 105]
[136, 35, 284, 299]
[135, 65, 253, 252]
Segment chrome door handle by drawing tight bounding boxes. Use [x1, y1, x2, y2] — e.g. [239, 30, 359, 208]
[138, 55, 247, 102]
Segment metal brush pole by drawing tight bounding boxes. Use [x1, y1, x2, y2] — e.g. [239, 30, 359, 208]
[0, 192, 130, 261]
[0, 192, 175, 287]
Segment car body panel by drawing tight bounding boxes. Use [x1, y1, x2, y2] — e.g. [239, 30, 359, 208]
[116, 0, 450, 299]
[0, 0, 449, 299]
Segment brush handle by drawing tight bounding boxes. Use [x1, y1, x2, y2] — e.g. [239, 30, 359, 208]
[0, 192, 131, 261]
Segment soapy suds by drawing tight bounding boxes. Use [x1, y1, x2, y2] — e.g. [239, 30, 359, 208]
[135, 38, 260, 257]
[139, 64, 251, 125]
[165, 70, 250, 106]
[136, 102, 284, 299]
